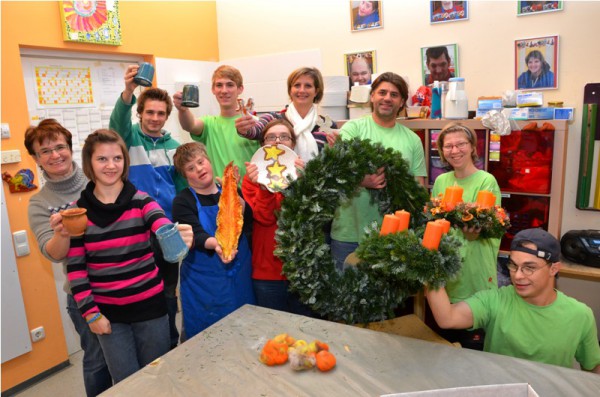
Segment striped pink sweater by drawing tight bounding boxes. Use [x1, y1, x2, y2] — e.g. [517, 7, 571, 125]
[67, 182, 171, 323]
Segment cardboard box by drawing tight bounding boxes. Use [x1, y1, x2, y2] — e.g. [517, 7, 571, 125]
[516, 92, 543, 107]
[382, 383, 540, 397]
[478, 97, 503, 110]
[509, 107, 554, 120]
[554, 107, 574, 120]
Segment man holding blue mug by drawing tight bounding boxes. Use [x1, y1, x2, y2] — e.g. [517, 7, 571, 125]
[109, 64, 186, 349]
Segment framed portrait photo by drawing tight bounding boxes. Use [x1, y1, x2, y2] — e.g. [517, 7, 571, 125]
[430, 1, 468, 24]
[421, 44, 459, 86]
[515, 35, 559, 90]
[345, 50, 376, 86]
[350, 1, 383, 32]
[517, 1, 563, 16]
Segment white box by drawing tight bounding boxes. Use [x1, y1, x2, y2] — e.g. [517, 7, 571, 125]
[382, 383, 539, 397]
[324, 75, 350, 92]
[320, 91, 348, 106]
[349, 104, 371, 119]
[319, 105, 348, 122]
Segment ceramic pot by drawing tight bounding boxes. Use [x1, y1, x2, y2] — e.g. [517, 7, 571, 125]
[61, 208, 88, 236]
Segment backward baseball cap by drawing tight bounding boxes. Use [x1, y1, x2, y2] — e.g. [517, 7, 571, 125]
[510, 228, 561, 262]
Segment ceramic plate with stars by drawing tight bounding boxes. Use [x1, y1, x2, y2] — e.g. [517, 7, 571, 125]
[250, 144, 298, 192]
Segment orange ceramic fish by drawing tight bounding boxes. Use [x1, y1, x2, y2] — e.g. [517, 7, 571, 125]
[216, 162, 243, 261]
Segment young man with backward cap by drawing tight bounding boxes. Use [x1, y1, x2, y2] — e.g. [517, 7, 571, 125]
[427, 228, 600, 373]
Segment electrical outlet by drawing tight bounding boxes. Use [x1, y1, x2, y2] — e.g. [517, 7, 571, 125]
[30, 326, 45, 342]
[1, 149, 21, 164]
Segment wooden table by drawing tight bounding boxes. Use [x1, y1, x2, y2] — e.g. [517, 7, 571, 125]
[100, 305, 600, 397]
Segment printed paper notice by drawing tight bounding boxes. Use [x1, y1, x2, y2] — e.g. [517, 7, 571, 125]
[35, 66, 94, 107]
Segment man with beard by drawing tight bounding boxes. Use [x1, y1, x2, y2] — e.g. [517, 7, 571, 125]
[330, 72, 427, 271]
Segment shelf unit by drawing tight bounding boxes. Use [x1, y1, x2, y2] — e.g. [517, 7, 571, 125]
[396, 119, 568, 249]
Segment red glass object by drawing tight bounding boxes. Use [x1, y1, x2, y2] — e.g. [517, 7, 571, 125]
[487, 129, 554, 194]
[499, 195, 551, 251]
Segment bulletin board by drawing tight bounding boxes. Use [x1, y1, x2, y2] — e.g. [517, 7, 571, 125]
[20, 49, 143, 176]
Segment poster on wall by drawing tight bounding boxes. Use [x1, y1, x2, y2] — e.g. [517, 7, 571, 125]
[59, 0, 122, 45]
[517, 1, 563, 16]
[420, 44, 459, 86]
[430, 1, 468, 24]
[345, 50, 376, 86]
[35, 66, 95, 108]
[350, 1, 383, 32]
[515, 35, 559, 90]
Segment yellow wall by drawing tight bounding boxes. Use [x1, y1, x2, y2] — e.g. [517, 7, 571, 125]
[0, 1, 218, 390]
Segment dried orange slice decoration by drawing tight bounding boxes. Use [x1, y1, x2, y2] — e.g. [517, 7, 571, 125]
[216, 162, 243, 261]
[462, 213, 474, 222]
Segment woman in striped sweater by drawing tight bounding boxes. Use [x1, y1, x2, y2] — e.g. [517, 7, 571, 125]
[67, 129, 192, 384]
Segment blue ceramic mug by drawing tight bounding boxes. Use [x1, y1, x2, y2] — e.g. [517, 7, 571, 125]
[181, 84, 200, 108]
[156, 223, 188, 263]
[133, 62, 154, 87]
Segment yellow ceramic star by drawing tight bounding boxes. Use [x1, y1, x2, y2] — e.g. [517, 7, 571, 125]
[264, 145, 285, 161]
[267, 160, 287, 178]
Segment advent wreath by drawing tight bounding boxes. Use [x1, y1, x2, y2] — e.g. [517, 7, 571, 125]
[275, 138, 463, 324]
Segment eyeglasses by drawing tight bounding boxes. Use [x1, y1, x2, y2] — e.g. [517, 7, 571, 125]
[265, 135, 292, 143]
[36, 144, 69, 158]
[506, 260, 551, 276]
[442, 141, 470, 151]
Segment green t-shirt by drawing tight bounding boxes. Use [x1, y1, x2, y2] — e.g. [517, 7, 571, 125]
[432, 170, 501, 302]
[331, 116, 427, 243]
[191, 115, 260, 181]
[467, 286, 600, 370]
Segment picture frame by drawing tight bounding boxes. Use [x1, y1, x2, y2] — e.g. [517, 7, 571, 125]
[515, 35, 559, 90]
[59, 0, 122, 45]
[345, 50, 376, 86]
[430, 1, 468, 24]
[350, 1, 383, 32]
[421, 44, 459, 86]
[517, 1, 563, 16]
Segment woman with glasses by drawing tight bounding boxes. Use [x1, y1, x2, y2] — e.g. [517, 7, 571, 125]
[241, 119, 312, 314]
[430, 123, 502, 348]
[25, 119, 113, 396]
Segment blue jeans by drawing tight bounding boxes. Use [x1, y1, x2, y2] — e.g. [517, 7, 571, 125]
[253, 279, 317, 318]
[165, 296, 179, 349]
[66, 294, 112, 397]
[330, 239, 359, 272]
[97, 315, 169, 384]
[150, 234, 180, 349]
[253, 279, 289, 312]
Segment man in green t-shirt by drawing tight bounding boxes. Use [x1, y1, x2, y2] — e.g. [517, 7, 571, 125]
[427, 228, 600, 372]
[174, 65, 259, 181]
[330, 72, 427, 270]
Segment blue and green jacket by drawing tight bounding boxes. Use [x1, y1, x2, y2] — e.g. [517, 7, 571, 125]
[109, 94, 187, 220]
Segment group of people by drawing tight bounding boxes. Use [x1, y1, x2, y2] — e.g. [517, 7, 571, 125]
[26, 61, 599, 395]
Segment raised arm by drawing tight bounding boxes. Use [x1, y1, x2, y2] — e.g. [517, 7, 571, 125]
[109, 65, 137, 140]
[121, 64, 139, 105]
[235, 112, 278, 140]
[173, 91, 205, 136]
[426, 285, 474, 329]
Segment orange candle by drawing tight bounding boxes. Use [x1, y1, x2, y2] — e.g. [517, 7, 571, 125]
[394, 210, 411, 232]
[476, 190, 496, 210]
[380, 214, 401, 236]
[422, 221, 443, 250]
[435, 219, 451, 234]
[442, 185, 463, 211]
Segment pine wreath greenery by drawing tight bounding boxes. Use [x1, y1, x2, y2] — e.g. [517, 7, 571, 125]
[275, 138, 463, 324]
